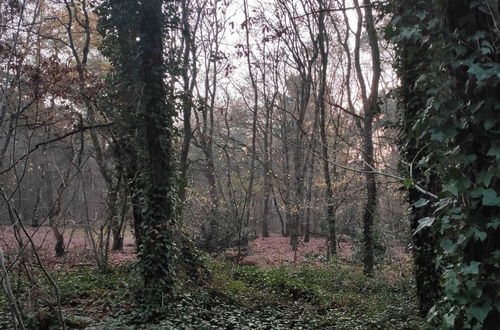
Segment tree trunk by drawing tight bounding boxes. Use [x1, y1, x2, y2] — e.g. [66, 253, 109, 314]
[362, 114, 376, 276]
[178, 0, 195, 205]
[46, 167, 65, 258]
[316, 6, 336, 256]
[112, 181, 129, 251]
[261, 68, 275, 238]
[136, 0, 179, 296]
[354, 0, 381, 276]
[394, 1, 442, 313]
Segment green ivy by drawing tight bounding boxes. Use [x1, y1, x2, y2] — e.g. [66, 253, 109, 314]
[389, 0, 500, 328]
[96, 0, 184, 302]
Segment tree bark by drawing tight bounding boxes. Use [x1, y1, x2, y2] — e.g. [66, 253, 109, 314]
[354, 0, 381, 276]
[316, 4, 336, 256]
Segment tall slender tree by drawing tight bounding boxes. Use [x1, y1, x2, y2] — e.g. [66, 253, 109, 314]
[315, 0, 337, 256]
[357, 0, 381, 276]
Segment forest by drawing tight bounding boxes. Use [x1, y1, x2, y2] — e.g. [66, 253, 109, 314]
[0, 0, 499, 329]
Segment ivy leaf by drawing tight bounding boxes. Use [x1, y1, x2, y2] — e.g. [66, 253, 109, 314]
[441, 239, 457, 254]
[482, 189, 500, 206]
[413, 198, 429, 208]
[430, 130, 445, 142]
[426, 18, 440, 29]
[470, 189, 485, 199]
[443, 181, 459, 196]
[414, 217, 435, 234]
[486, 218, 500, 229]
[487, 145, 500, 160]
[484, 119, 496, 130]
[477, 171, 493, 187]
[462, 261, 480, 275]
[474, 230, 487, 242]
[415, 10, 427, 21]
[468, 63, 495, 87]
[468, 303, 493, 323]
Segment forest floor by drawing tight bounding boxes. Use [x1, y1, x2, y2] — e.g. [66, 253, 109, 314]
[0, 226, 425, 329]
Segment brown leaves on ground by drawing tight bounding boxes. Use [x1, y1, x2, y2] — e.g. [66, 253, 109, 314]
[0, 225, 136, 269]
[240, 233, 354, 267]
[1, 226, 407, 270]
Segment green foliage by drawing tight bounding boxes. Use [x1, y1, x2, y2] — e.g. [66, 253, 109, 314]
[0, 292, 9, 329]
[389, 0, 500, 327]
[0, 259, 428, 329]
[54, 266, 140, 304]
[0, 265, 141, 329]
[352, 229, 388, 264]
[203, 260, 427, 329]
[96, 0, 185, 301]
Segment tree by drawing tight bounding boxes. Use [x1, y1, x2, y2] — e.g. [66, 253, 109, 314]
[315, 0, 337, 256]
[98, 0, 180, 299]
[355, 0, 381, 276]
[273, 0, 319, 251]
[390, 0, 500, 327]
[390, 0, 441, 316]
[333, 0, 381, 275]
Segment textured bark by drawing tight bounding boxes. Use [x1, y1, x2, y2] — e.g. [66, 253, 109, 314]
[105, 178, 120, 252]
[354, 0, 381, 276]
[361, 114, 376, 276]
[303, 149, 315, 243]
[410, 188, 440, 315]
[178, 0, 197, 205]
[243, 0, 258, 233]
[262, 95, 274, 238]
[112, 180, 128, 251]
[46, 168, 65, 258]
[316, 5, 336, 256]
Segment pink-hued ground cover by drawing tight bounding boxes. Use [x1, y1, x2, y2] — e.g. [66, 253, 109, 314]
[0, 225, 407, 269]
[241, 234, 354, 267]
[0, 225, 136, 267]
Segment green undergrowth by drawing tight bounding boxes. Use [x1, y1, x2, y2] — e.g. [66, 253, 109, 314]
[206, 260, 428, 329]
[0, 259, 429, 329]
[88, 259, 427, 329]
[0, 262, 141, 329]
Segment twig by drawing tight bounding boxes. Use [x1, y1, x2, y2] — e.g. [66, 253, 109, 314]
[0, 248, 25, 330]
[0, 122, 114, 176]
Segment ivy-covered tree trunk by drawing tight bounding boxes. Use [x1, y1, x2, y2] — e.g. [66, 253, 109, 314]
[391, 1, 442, 316]
[390, 0, 500, 327]
[409, 188, 441, 316]
[98, 0, 180, 299]
[442, 1, 500, 327]
[362, 111, 376, 276]
[112, 176, 129, 251]
[178, 0, 194, 205]
[136, 0, 179, 297]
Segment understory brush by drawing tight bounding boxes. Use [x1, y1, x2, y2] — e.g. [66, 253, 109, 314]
[0, 259, 428, 329]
